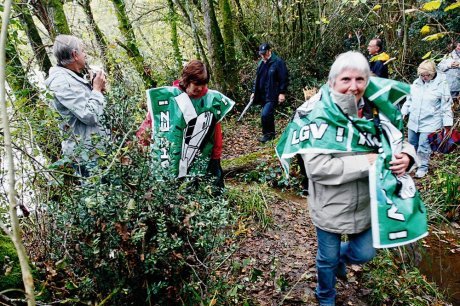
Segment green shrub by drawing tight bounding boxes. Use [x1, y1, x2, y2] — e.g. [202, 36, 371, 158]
[362, 249, 445, 305]
[226, 185, 273, 230]
[0, 234, 23, 292]
[420, 154, 460, 222]
[38, 152, 234, 304]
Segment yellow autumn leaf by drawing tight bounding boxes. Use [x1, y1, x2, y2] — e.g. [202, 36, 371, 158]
[373, 4, 382, 10]
[421, 0, 441, 12]
[422, 51, 432, 59]
[422, 33, 446, 41]
[420, 25, 431, 35]
[321, 17, 330, 24]
[444, 1, 460, 11]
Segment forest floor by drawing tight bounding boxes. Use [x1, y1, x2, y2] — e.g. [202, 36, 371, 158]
[220, 110, 370, 305]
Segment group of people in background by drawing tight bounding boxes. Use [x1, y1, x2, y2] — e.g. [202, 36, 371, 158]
[44, 34, 456, 306]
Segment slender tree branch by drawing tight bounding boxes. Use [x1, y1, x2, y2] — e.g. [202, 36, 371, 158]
[0, 1, 36, 303]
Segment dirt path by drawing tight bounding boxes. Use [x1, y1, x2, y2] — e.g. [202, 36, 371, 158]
[222, 115, 369, 305]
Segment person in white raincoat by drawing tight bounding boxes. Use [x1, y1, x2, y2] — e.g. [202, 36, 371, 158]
[401, 60, 453, 178]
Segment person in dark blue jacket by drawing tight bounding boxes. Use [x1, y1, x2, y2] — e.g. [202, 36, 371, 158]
[251, 43, 289, 143]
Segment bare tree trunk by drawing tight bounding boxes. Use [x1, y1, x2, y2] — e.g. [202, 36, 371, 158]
[110, 0, 155, 88]
[78, 0, 113, 73]
[400, 0, 407, 76]
[0, 3, 36, 305]
[15, 2, 52, 75]
[201, 0, 225, 91]
[297, 2, 304, 48]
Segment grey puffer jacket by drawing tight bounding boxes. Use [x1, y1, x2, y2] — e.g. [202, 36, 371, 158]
[45, 66, 109, 158]
[302, 90, 417, 234]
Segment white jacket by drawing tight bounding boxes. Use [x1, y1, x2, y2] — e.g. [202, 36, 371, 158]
[45, 66, 109, 158]
[401, 73, 453, 133]
[437, 50, 460, 94]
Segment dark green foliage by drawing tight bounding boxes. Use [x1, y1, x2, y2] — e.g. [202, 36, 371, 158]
[286, 56, 325, 105]
[0, 235, 23, 292]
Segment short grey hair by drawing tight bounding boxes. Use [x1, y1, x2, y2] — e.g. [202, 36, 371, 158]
[328, 51, 370, 86]
[53, 35, 83, 66]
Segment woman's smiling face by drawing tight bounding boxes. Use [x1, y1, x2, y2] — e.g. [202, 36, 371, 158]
[332, 68, 368, 102]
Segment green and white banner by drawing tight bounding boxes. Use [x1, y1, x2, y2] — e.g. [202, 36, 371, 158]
[146, 86, 234, 178]
[276, 77, 428, 248]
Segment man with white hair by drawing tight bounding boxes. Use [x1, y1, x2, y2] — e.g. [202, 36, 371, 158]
[45, 34, 108, 176]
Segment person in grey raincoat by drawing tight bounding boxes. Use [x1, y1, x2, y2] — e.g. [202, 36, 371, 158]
[437, 41, 460, 99]
[45, 34, 109, 176]
[401, 60, 453, 178]
[301, 51, 417, 306]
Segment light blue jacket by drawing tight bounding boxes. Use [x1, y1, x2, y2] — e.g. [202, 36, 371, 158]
[437, 50, 460, 95]
[401, 73, 453, 133]
[45, 66, 109, 158]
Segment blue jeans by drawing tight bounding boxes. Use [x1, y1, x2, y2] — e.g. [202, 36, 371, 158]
[261, 102, 276, 136]
[408, 129, 431, 173]
[315, 227, 375, 305]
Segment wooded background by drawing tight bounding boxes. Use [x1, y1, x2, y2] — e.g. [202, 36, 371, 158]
[0, 0, 459, 305]
[5, 0, 460, 101]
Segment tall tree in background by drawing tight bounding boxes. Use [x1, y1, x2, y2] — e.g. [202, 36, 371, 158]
[174, 0, 209, 68]
[201, 0, 225, 91]
[31, 0, 71, 38]
[15, 3, 52, 75]
[111, 0, 155, 88]
[5, 31, 61, 162]
[78, 0, 112, 73]
[219, 0, 237, 94]
[233, 0, 259, 59]
[167, 0, 183, 74]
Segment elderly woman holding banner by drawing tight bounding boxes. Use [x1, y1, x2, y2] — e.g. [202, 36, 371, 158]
[277, 51, 419, 306]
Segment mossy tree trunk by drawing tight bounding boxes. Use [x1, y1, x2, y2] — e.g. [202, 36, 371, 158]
[110, 0, 155, 88]
[31, 0, 70, 39]
[0, 3, 36, 305]
[201, 0, 225, 92]
[218, 0, 237, 95]
[15, 2, 52, 75]
[5, 33, 61, 162]
[167, 0, 183, 74]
